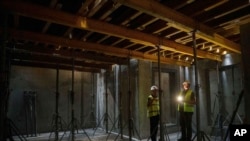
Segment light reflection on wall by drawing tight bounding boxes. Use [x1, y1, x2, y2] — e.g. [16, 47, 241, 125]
[221, 70, 228, 90]
[222, 53, 241, 66]
[184, 66, 190, 81]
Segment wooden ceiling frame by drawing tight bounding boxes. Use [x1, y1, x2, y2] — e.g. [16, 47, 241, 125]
[2, 0, 221, 63]
[11, 60, 101, 73]
[12, 52, 112, 70]
[116, 0, 241, 54]
[9, 29, 191, 66]
[12, 44, 128, 65]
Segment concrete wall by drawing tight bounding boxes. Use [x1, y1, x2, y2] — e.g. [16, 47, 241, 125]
[175, 56, 244, 135]
[8, 66, 95, 134]
[220, 54, 244, 124]
[189, 55, 244, 134]
[138, 60, 152, 138]
[7, 54, 244, 139]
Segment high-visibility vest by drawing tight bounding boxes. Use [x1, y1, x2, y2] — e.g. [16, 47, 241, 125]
[147, 95, 160, 117]
[178, 89, 194, 112]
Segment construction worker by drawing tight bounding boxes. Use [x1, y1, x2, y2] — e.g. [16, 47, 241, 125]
[147, 85, 160, 141]
[177, 81, 196, 141]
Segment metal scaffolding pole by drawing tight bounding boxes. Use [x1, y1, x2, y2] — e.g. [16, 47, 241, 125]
[118, 64, 124, 139]
[128, 56, 132, 141]
[80, 72, 84, 126]
[157, 44, 164, 141]
[49, 64, 67, 141]
[118, 65, 123, 139]
[192, 30, 201, 141]
[55, 65, 59, 141]
[67, 56, 92, 141]
[127, 56, 141, 141]
[105, 71, 109, 133]
[93, 70, 113, 136]
[71, 57, 75, 141]
[109, 65, 124, 140]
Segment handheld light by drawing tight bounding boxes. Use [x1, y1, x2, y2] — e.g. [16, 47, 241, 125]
[177, 95, 183, 102]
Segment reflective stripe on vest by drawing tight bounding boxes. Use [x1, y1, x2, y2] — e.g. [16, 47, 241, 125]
[147, 96, 160, 117]
[178, 89, 194, 112]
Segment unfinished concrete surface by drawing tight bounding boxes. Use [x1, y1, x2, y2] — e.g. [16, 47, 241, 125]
[6, 54, 244, 141]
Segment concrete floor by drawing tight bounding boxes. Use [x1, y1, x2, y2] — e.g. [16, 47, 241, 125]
[11, 128, 225, 141]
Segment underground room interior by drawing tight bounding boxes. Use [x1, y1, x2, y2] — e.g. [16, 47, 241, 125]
[1, 0, 250, 141]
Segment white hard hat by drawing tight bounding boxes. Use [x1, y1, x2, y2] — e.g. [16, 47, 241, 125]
[150, 85, 158, 91]
[183, 80, 190, 85]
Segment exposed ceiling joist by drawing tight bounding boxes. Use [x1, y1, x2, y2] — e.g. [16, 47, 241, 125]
[9, 29, 191, 66]
[11, 60, 101, 73]
[116, 0, 241, 54]
[12, 52, 112, 70]
[2, 0, 221, 62]
[12, 44, 128, 65]
[13, 43, 128, 65]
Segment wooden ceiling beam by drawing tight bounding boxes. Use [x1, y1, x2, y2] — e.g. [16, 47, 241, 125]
[12, 43, 127, 65]
[11, 60, 101, 73]
[12, 52, 112, 70]
[9, 29, 191, 66]
[116, 0, 240, 54]
[2, 0, 221, 62]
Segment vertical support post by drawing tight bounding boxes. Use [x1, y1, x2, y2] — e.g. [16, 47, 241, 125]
[71, 57, 75, 141]
[91, 73, 95, 125]
[80, 73, 84, 125]
[119, 64, 123, 139]
[33, 91, 37, 136]
[192, 30, 201, 141]
[105, 70, 109, 133]
[128, 56, 132, 141]
[216, 61, 224, 140]
[157, 44, 164, 141]
[55, 65, 59, 141]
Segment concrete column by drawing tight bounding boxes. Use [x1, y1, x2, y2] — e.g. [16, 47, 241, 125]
[240, 23, 250, 123]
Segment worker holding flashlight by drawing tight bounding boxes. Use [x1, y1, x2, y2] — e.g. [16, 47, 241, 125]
[177, 81, 196, 141]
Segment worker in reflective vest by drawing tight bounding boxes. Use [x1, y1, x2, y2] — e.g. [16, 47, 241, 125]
[147, 85, 160, 141]
[177, 81, 196, 141]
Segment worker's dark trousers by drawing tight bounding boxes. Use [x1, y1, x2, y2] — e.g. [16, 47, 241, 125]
[179, 112, 193, 141]
[150, 115, 159, 141]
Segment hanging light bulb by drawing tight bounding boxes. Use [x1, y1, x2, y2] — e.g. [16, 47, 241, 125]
[209, 46, 213, 51]
[216, 48, 220, 53]
[202, 43, 205, 49]
[222, 50, 227, 55]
